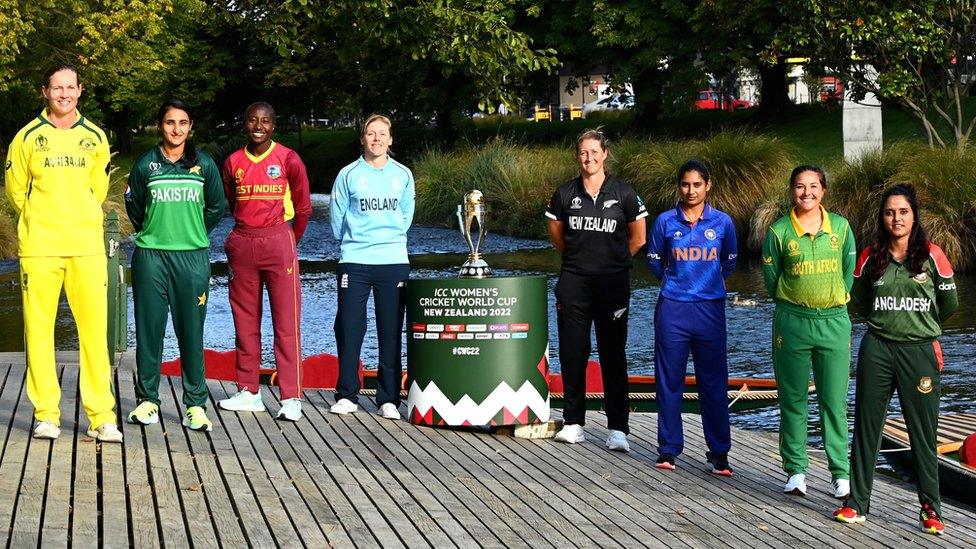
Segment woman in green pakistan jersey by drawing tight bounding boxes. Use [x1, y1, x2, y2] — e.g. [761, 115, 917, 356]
[761, 165, 856, 499]
[124, 99, 226, 432]
[833, 185, 956, 535]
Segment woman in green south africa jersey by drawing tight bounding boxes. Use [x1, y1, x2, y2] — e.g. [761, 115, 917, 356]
[124, 99, 226, 432]
[762, 165, 856, 499]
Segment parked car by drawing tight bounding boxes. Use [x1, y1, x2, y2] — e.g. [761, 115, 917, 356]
[693, 90, 752, 111]
[582, 93, 634, 115]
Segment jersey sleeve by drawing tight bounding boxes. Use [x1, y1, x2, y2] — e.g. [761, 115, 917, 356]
[201, 155, 226, 234]
[330, 166, 350, 240]
[929, 243, 958, 321]
[401, 166, 416, 229]
[646, 214, 667, 280]
[4, 130, 30, 215]
[124, 162, 147, 232]
[285, 150, 312, 242]
[761, 226, 782, 298]
[842, 221, 857, 292]
[90, 130, 110, 203]
[221, 156, 237, 214]
[544, 188, 563, 221]
[850, 247, 874, 318]
[721, 215, 738, 278]
[624, 186, 648, 222]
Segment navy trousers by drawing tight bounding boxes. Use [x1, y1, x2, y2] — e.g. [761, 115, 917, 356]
[334, 263, 410, 405]
[654, 297, 730, 459]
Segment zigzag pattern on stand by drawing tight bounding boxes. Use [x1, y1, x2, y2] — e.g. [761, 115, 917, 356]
[407, 379, 551, 425]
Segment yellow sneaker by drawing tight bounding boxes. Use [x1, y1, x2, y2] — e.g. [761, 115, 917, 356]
[127, 401, 159, 425]
[183, 406, 213, 432]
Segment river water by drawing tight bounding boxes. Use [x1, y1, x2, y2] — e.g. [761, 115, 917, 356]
[2, 196, 975, 446]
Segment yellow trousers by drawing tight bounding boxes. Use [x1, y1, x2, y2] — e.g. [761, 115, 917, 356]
[20, 255, 117, 428]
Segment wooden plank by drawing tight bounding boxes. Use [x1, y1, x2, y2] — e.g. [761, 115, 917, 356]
[38, 365, 78, 547]
[0, 363, 26, 546]
[116, 368, 161, 549]
[100, 368, 131, 549]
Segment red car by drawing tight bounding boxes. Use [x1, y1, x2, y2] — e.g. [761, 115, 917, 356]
[694, 90, 752, 111]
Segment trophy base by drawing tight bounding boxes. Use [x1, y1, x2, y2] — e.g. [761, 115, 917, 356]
[459, 260, 492, 279]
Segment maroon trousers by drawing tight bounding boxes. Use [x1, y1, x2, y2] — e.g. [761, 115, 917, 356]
[225, 224, 303, 399]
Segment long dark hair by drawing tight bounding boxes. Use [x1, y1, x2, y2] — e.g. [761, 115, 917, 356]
[868, 184, 929, 279]
[156, 99, 197, 168]
[678, 159, 711, 183]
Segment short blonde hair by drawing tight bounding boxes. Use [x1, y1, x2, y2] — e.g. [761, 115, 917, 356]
[361, 113, 392, 137]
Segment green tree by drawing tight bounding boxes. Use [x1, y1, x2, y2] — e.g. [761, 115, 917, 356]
[789, 0, 976, 149]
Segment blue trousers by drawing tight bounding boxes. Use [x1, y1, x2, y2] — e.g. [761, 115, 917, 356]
[334, 263, 409, 405]
[654, 297, 730, 459]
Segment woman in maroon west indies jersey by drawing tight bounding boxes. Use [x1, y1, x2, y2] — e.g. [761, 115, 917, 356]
[218, 102, 312, 422]
[545, 129, 648, 452]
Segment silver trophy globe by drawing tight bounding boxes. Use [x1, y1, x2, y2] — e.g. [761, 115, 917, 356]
[457, 190, 492, 278]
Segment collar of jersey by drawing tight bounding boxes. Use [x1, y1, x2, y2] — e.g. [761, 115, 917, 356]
[790, 205, 833, 236]
[358, 155, 392, 172]
[675, 202, 713, 223]
[40, 108, 84, 129]
[575, 174, 615, 196]
[244, 140, 277, 163]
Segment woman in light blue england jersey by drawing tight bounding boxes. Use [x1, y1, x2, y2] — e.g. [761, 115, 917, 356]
[329, 114, 415, 419]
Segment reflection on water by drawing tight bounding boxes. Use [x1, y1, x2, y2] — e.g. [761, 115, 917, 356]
[2, 198, 976, 445]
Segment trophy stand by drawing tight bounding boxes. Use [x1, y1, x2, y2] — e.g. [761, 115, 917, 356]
[457, 190, 492, 278]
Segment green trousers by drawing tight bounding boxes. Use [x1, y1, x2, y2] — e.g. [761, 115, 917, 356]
[132, 247, 211, 408]
[849, 332, 941, 516]
[772, 302, 851, 479]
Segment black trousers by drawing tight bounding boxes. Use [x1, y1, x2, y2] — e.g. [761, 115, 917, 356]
[555, 269, 630, 433]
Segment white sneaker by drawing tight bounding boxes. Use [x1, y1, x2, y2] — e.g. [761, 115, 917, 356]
[33, 420, 60, 440]
[219, 389, 265, 412]
[832, 478, 850, 499]
[330, 398, 358, 415]
[87, 422, 123, 443]
[553, 424, 584, 444]
[276, 399, 302, 422]
[378, 403, 400, 420]
[606, 430, 630, 452]
[784, 473, 807, 496]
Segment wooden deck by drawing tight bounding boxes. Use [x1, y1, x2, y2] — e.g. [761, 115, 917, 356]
[0, 353, 974, 548]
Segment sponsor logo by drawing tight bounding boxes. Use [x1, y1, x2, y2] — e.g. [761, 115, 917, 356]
[424, 333, 439, 339]
[340, 273, 349, 288]
[412, 333, 424, 339]
[913, 272, 929, 283]
[266, 164, 282, 178]
[79, 137, 96, 151]
[357, 176, 368, 191]
[603, 199, 619, 210]
[124, 185, 131, 199]
[510, 323, 529, 331]
[493, 333, 511, 339]
[873, 279, 885, 286]
[489, 324, 509, 332]
[776, 335, 784, 349]
[397, 281, 405, 288]
[34, 135, 48, 151]
[917, 376, 933, 394]
[762, 256, 773, 265]
[439, 333, 457, 340]
[4, 160, 11, 171]
[704, 228, 717, 240]
[512, 332, 528, 339]
[411, 323, 427, 332]
[445, 324, 465, 332]
[570, 196, 582, 209]
[286, 267, 293, 275]
[149, 161, 162, 174]
[457, 333, 474, 340]
[648, 252, 661, 260]
[475, 333, 492, 340]
[426, 324, 444, 332]
[21, 273, 27, 292]
[787, 240, 800, 254]
[939, 282, 957, 291]
[466, 324, 487, 332]
[829, 234, 840, 250]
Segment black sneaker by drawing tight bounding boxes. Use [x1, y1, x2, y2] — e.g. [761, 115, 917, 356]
[708, 454, 733, 477]
[655, 454, 676, 471]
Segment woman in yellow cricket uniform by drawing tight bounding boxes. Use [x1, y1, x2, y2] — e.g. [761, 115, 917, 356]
[3, 64, 122, 442]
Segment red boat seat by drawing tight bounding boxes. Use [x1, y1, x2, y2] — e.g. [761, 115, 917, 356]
[160, 349, 238, 381]
[547, 360, 604, 393]
[961, 433, 976, 467]
[301, 354, 363, 389]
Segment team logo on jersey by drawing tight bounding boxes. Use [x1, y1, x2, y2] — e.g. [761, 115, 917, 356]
[266, 164, 282, 178]
[197, 292, 207, 306]
[763, 255, 773, 265]
[787, 240, 800, 256]
[124, 184, 131, 199]
[603, 199, 619, 210]
[704, 228, 717, 241]
[673, 230, 683, 239]
[189, 165, 201, 175]
[570, 196, 582, 210]
[21, 273, 27, 292]
[775, 335, 783, 348]
[149, 162, 162, 174]
[829, 234, 840, 250]
[235, 168, 245, 182]
[917, 376, 933, 394]
[913, 272, 929, 283]
[34, 135, 49, 152]
[4, 160, 10, 171]
[79, 137, 96, 151]
[391, 177, 403, 193]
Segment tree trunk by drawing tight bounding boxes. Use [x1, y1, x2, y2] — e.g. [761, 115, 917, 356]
[630, 65, 663, 133]
[756, 57, 791, 119]
[107, 108, 133, 155]
[432, 71, 464, 146]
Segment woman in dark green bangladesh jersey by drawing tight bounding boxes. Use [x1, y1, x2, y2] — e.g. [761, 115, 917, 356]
[762, 165, 856, 499]
[834, 185, 957, 535]
[124, 100, 226, 432]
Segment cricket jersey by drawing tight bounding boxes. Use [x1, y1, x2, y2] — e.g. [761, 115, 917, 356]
[330, 156, 415, 265]
[647, 203, 737, 300]
[222, 141, 312, 241]
[125, 146, 225, 250]
[762, 206, 856, 309]
[545, 175, 648, 275]
[4, 109, 110, 257]
[851, 243, 958, 341]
